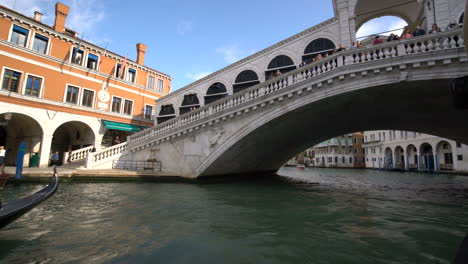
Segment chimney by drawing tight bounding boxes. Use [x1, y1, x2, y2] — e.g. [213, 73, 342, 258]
[54, 2, 70, 33]
[34, 11, 43, 22]
[136, 43, 147, 65]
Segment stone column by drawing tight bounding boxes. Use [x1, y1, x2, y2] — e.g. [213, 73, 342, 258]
[405, 153, 410, 171]
[418, 155, 423, 172]
[433, 0, 451, 28]
[434, 152, 439, 172]
[39, 134, 53, 168]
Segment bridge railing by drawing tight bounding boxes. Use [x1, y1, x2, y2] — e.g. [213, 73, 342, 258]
[85, 142, 127, 168]
[63, 145, 95, 164]
[128, 29, 465, 149]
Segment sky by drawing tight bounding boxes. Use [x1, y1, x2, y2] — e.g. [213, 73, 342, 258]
[0, 0, 406, 91]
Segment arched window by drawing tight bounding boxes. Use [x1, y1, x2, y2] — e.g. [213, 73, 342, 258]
[302, 38, 335, 64]
[460, 12, 464, 24]
[157, 104, 176, 124]
[179, 94, 200, 115]
[265, 55, 296, 80]
[233, 70, 260, 93]
[204, 82, 228, 104]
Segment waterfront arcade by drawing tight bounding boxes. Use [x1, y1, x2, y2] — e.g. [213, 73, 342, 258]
[0, 3, 171, 167]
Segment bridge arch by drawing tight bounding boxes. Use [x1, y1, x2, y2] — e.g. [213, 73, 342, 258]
[204, 82, 228, 105]
[179, 93, 201, 115]
[157, 104, 176, 124]
[265, 54, 296, 80]
[233, 69, 260, 93]
[302, 38, 336, 64]
[350, 0, 422, 36]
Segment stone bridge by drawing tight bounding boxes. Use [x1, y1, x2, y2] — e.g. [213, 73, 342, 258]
[101, 30, 468, 178]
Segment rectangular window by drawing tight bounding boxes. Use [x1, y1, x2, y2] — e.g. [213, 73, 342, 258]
[10, 25, 29, 47]
[25, 75, 42, 97]
[116, 64, 125, 78]
[87, 53, 98, 70]
[111, 97, 122, 113]
[72, 48, 84, 65]
[65, 85, 79, 104]
[157, 79, 164, 92]
[144, 105, 153, 120]
[128, 68, 136, 83]
[81, 89, 95, 107]
[456, 142, 462, 148]
[147, 76, 155, 90]
[2, 69, 22, 93]
[32, 33, 48, 54]
[123, 99, 133, 115]
[349, 157, 353, 163]
[458, 155, 463, 161]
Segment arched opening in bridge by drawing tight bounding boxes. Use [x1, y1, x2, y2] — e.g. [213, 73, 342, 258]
[179, 94, 200, 115]
[233, 70, 260, 93]
[265, 55, 296, 81]
[302, 38, 335, 64]
[157, 104, 176, 124]
[0, 112, 42, 167]
[394, 146, 405, 170]
[420, 143, 435, 172]
[436, 141, 454, 171]
[406, 144, 418, 170]
[356, 16, 408, 45]
[204, 82, 228, 104]
[52, 121, 95, 165]
[384, 147, 393, 169]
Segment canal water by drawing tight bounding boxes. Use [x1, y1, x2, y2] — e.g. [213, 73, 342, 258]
[0, 168, 467, 264]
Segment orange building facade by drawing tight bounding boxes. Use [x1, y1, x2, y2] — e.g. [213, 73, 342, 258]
[0, 3, 171, 167]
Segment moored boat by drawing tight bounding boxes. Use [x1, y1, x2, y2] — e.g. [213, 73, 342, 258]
[0, 167, 58, 229]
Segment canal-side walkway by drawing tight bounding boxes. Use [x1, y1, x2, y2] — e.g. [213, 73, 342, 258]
[2, 166, 184, 182]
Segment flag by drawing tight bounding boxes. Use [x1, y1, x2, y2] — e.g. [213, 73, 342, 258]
[99, 43, 108, 69]
[119, 55, 127, 78]
[72, 33, 84, 63]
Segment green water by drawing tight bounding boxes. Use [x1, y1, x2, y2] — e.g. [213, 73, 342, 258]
[0, 168, 467, 264]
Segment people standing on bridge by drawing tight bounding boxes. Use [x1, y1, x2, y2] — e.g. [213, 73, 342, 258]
[386, 33, 399, 42]
[413, 26, 426, 36]
[275, 70, 281, 76]
[429, 23, 442, 34]
[373, 36, 383, 45]
[402, 31, 413, 39]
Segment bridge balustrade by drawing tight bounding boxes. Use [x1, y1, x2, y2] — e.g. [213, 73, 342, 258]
[127, 29, 465, 150]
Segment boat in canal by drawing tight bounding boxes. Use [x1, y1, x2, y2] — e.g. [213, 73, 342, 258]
[0, 166, 58, 229]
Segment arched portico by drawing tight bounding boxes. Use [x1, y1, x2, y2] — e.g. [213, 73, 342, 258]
[51, 121, 96, 165]
[406, 144, 418, 171]
[394, 146, 405, 170]
[436, 141, 454, 171]
[420, 143, 435, 172]
[384, 147, 393, 169]
[0, 112, 43, 167]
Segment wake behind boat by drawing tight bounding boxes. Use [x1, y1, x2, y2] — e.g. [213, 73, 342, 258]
[0, 166, 59, 229]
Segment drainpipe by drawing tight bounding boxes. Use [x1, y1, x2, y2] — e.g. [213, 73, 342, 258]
[465, 0, 468, 53]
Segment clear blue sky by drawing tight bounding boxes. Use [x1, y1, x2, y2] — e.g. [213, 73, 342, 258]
[0, 0, 404, 91]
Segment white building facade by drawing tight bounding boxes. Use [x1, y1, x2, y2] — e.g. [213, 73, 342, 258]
[363, 130, 468, 173]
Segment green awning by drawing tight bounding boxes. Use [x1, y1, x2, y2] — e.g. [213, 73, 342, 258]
[103, 121, 146, 132]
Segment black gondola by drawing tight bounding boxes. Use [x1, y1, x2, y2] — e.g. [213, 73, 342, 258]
[0, 166, 59, 229]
